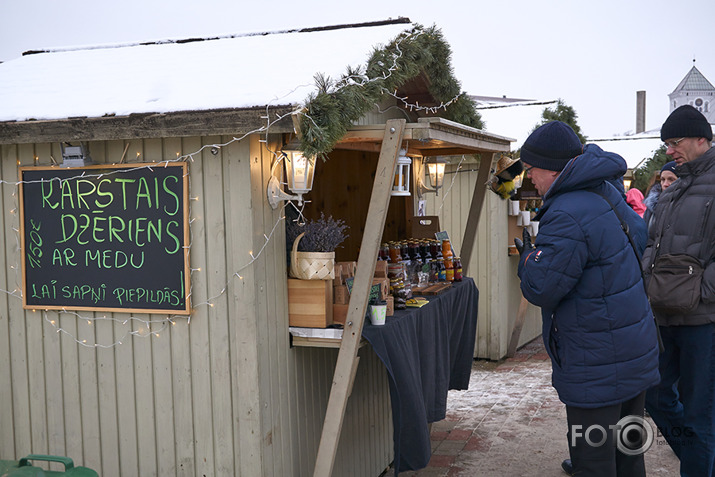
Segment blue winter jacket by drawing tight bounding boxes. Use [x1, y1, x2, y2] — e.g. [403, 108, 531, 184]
[518, 144, 660, 408]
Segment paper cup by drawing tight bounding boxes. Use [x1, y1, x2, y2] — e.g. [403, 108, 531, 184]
[508, 200, 520, 216]
[369, 304, 387, 325]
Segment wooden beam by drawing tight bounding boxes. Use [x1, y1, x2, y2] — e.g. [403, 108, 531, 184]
[313, 119, 406, 477]
[0, 107, 295, 144]
[460, 152, 494, 276]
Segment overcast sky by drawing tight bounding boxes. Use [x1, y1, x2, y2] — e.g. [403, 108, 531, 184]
[1, 0, 712, 141]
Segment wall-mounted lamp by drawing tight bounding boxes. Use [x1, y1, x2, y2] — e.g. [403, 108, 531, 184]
[267, 139, 316, 209]
[391, 149, 412, 197]
[417, 156, 448, 198]
[60, 143, 93, 168]
[623, 169, 634, 191]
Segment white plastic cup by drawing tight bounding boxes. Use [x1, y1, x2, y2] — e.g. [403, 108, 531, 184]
[369, 305, 387, 325]
[529, 221, 539, 237]
[520, 210, 531, 227]
[508, 200, 520, 216]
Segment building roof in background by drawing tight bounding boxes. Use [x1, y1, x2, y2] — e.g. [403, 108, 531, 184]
[0, 19, 412, 123]
[671, 65, 715, 93]
[473, 95, 663, 168]
[473, 96, 557, 149]
[589, 131, 662, 169]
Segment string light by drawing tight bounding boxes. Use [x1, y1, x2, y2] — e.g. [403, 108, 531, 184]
[438, 155, 466, 214]
[1, 32, 435, 348]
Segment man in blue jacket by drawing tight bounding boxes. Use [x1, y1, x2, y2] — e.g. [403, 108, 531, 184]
[516, 121, 660, 476]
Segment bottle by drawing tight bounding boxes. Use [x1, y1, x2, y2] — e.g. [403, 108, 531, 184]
[421, 240, 432, 263]
[378, 243, 389, 261]
[453, 257, 462, 282]
[429, 240, 440, 261]
[400, 241, 410, 263]
[409, 240, 421, 263]
[442, 239, 452, 260]
[445, 261, 454, 282]
[429, 260, 439, 283]
[388, 242, 401, 263]
[437, 258, 446, 282]
[442, 239, 453, 281]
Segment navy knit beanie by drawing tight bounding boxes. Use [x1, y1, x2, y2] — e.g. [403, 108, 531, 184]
[521, 121, 583, 172]
[661, 161, 678, 175]
[660, 105, 713, 141]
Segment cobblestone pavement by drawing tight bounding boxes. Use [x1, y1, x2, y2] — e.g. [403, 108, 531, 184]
[384, 338, 679, 476]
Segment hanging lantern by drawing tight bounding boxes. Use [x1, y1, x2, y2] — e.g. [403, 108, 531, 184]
[391, 149, 411, 197]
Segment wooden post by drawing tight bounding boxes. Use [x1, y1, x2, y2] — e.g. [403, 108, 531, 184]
[313, 119, 406, 477]
[460, 152, 494, 276]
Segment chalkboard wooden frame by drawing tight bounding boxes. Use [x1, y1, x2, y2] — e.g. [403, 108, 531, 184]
[19, 162, 191, 315]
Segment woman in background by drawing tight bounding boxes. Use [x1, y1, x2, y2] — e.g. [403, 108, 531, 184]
[642, 161, 678, 227]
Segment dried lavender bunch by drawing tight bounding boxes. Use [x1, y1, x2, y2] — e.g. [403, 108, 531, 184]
[287, 213, 349, 252]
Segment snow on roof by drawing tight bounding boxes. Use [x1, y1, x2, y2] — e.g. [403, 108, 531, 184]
[0, 20, 411, 123]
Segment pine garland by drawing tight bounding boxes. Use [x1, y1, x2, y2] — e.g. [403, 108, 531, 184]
[299, 24, 483, 160]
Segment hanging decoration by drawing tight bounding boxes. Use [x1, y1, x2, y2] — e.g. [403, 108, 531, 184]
[298, 24, 483, 161]
[487, 154, 524, 199]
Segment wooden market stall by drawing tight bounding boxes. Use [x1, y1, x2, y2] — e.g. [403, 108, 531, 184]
[0, 18, 535, 477]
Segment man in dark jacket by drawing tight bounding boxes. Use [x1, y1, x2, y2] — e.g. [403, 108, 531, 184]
[516, 121, 660, 476]
[642, 105, 715, 476]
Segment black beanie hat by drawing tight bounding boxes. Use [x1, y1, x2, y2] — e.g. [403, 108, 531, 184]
[660, 105, 713, 141]
[520, 121, 583, 171]
[661, 161, 678, 176]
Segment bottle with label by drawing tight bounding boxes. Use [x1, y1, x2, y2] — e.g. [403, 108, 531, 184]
[453, 257, 462, 281]
[388, 242, 401, 263]
[442, 240, 453, 282]
[437, 258, 446, 282]
[441, 239, 453, 262]
[421, 240, 432, 263]
[446, 264, 454, 282]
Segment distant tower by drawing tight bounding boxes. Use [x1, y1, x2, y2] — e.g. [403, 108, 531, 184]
[636, 91, 646, 133]
[669, 60, 715, 123]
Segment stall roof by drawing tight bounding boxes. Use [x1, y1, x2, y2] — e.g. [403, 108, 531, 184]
[338, 117, 512, 156]
[0, 18, 512, 154]
[0, 20, 412, 123]
[0, 20, 411, 144]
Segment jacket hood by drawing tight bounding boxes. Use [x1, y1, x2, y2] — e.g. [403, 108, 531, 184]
[544, 144, 627, 200]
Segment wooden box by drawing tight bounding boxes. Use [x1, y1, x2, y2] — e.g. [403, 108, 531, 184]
[374, 260, 388, 278]
[336, 261, 357, 280]
[333, 304, 348, 325]
[408, 215, 440, 239]
[288, 279, 333, 328]
[334, 285, 350, 305]
[385, 295, 394, 316]
[371, 278, 389, 300]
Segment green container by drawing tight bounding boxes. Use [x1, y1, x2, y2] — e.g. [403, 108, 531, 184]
[0, 455, 98, 477]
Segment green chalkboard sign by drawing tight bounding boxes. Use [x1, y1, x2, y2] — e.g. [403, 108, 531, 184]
[19, 163, 190, 314]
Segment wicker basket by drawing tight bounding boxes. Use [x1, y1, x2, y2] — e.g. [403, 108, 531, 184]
[290, 232, 335, 280]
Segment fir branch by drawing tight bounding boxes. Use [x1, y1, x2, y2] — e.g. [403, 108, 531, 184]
[299, 24, 483, 160]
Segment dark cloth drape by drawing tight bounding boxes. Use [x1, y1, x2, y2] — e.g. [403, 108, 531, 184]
[361, 277, 479, 473]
